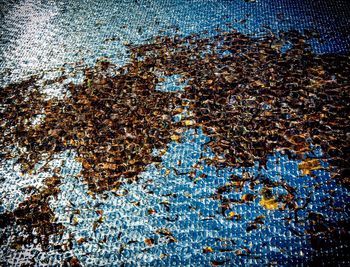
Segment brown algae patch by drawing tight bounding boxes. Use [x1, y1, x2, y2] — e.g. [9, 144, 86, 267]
[0, 29, 349, 250]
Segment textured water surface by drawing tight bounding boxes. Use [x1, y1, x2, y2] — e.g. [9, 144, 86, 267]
[0, 0, 350, 266]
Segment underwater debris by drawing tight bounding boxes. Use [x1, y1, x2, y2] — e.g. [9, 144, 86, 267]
[259, 195, 279, 210]
[0, 175, 64, 249]
[0, 28, 349, 254]
[155, 228, 177, 243]
[246, 215, 264, 232]
[211, 259, 231, 266]
[298, 158, 322, 176]
[203, 246, 214, 253]
[144, 238, 155, 246]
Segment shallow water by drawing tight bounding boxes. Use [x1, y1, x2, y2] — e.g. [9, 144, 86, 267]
[1, 0, 350, 86]
[1, 0, 350, 266]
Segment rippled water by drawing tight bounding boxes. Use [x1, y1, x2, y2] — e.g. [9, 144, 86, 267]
[1, 0, 350, 266]
[1, 0, 350, 86]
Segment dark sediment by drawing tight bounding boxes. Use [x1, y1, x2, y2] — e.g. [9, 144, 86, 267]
[0, 29, 349, 253]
